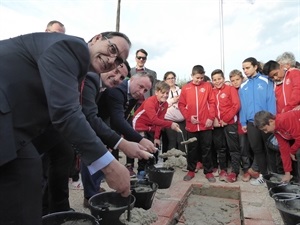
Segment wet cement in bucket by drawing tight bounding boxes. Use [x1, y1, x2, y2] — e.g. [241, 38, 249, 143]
[119, 208, 158, 225]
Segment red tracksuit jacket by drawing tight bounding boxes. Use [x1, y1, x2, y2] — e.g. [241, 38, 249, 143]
[132, 95, 172, 139]
[178, 81, 215, 132]
[274, 110, 300, 172]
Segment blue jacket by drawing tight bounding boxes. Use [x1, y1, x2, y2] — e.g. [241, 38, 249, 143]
[239, 72, 276, 126]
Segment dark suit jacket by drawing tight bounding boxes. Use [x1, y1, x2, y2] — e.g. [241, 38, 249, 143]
[0, 32, 108, 166]
[130, 67, 157, 98]
[99, 79, 143, 143]
[80, 72, 121, 147]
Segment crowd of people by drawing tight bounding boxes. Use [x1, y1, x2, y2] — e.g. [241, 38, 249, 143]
[0, 20, 299, 225]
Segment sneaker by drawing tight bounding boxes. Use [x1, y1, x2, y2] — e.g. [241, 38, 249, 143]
[212, 168, 219, 177]
[126, 164, 136, 178]
[225, 172, 237, 183]
[250, 174, 265, 186]
[219, 170, 227, 181]
[241, 172, 251, 182]
[205, 173, 216, 183]
[248, 168, 260, 179]
[195, 162, 203, 173]
[183, 171, 195, 181]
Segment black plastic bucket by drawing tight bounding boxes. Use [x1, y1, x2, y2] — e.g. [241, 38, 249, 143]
[131, 180, 158, 210]
[42, 211, 99, 225]
[147, 166, 175, 189]
[88, 192, 135, 225]
[269, 184, 300, 198]
[272, 193, 300, 225]
[263, 173, 284, 196]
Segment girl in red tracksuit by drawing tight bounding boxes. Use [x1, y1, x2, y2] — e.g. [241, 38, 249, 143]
[178, 65, 216, 182]
[211, 69, 241, 183]
[132, 81, 179, 173]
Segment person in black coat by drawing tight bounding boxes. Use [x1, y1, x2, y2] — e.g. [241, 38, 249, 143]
[0, 31, 150, 225]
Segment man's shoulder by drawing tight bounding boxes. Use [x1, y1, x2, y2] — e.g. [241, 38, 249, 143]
[145, 68, 157, 75]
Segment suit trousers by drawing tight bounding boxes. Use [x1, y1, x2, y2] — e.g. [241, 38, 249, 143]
[0, 143, 42, 225]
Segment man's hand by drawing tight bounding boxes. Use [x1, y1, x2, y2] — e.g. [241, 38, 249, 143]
[139, 138, 157, 153]
[118, 139, 153, 160]
[102, 159, 130, 197]
[171, 122, 180, 132]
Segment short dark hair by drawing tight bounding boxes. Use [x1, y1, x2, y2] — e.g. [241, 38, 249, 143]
[262, 60, 280, 76]
[123, 61, 131, 78]
[88, 31, 131, 47]
[155, 81, 170, 93]
[192, 65, 205, 75]
[254, 110, 275, 129]
[211, 69, 224, 79]
[47, 20, 64, 28]
[136, 49, 148, 57]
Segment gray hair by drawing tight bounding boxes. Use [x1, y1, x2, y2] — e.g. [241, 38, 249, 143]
[276, 52, 296, 67]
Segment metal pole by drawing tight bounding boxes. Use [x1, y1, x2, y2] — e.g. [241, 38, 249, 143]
[116, 0, 121, 31]
[219, 0, 225, 73]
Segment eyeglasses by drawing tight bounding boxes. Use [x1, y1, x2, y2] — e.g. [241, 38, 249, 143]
[166, 77, 175, 80]
[136, 56, 147, 61]
[104, 36, 124, 66]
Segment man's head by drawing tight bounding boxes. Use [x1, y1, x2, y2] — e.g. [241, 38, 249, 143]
[88, 32, 131, 74]
[135, 49, 148, 69]
[155, 81, 170, 103]
[45, 20, 65, 33]
[254, 110, 276, 133]
[262, 60, 285, 84]
[129, 72, 152, 100]
[101, 61, 130, 88]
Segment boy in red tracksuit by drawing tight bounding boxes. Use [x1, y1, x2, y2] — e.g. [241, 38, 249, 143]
[132, 81, 180, 174]
[178, 65, 216, 182]
[211, 69, 241, 183]
[254, 110, 300, 183]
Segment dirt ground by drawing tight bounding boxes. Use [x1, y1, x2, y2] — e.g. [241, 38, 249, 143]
[69, 151, 284, 225]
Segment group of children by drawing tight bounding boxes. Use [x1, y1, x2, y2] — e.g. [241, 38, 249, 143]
[130, 51, 300, 186]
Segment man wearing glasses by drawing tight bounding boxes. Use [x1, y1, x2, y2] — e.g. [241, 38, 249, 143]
[131, 49, 157, 98]
[0, 31, 152, 225]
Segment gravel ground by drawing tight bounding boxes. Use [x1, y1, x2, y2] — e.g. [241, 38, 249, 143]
[69, 151, 284, 225]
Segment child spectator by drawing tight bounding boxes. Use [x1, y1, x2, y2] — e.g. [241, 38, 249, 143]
[211, 69, 241, 183]
[239, 57, 276, 186]
[229, 69, 259, 182]
[178, 65, 216, 182]
[254, 110, 300, 183]
[132, 81, 180, 175]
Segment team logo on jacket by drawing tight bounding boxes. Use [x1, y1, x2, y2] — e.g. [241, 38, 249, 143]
[285, 78, 291, 85]
[200, 88, 206, 92]
[257, 83, 264, 90]
[220, 93, 227, 98]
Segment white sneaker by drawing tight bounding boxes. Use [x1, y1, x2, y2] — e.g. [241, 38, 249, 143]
[250, 174, 265, 186]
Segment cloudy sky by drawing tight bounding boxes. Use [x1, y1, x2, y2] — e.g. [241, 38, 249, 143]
[0, 0, 299, 81]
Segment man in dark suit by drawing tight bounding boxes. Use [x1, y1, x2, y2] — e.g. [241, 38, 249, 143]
[130, 49, 157, 98]
[0, 31, 150, 225]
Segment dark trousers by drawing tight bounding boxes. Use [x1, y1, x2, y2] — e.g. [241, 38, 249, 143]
[239, 134, 252, 172]
[186, 130, 213, 174]
[0, 143, 42, 225]
[42, 141, 74, 215]
[247, 122, 283, 175]
[164, 120, 187, 152]
[224, 123, 241, 174]
[212, 127, 227, 171]
[81, 161, 104, 199]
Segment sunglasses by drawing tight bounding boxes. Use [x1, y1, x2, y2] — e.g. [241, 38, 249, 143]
[104, 36, 124, 66]
[136, 56, 147, 61]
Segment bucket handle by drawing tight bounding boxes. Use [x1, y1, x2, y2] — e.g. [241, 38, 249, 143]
[272, 193, 300, 201]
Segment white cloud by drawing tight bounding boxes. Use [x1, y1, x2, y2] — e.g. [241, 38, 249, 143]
[0, 0, 299, 81]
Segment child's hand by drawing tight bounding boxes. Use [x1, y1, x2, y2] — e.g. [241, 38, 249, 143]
[213, 118, 220, 127]
[205, 119, 213, 127]
[290, 153, 296, 161]
[191, 115, 199, 124]
[242, 126, 247, 133]
[154, 139, 160, 147]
